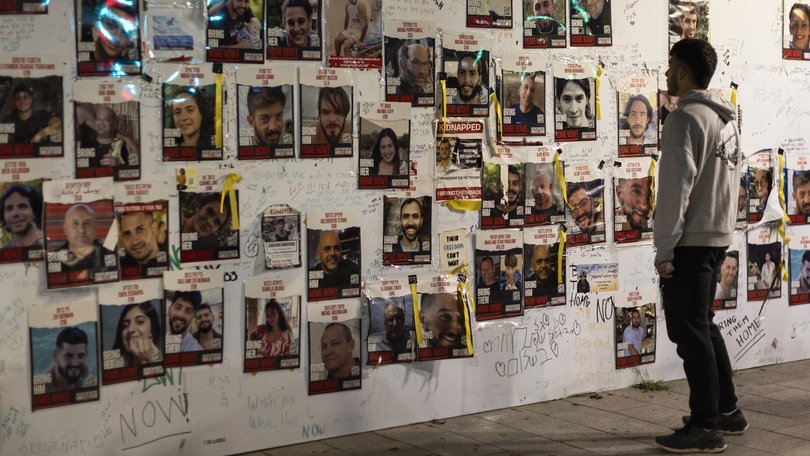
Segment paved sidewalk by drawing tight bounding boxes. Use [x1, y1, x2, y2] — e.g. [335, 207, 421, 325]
[246, 359, 810, 455]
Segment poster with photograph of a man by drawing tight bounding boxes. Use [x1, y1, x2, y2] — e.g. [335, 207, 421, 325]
[74, 79, 141, 181]
[784, 1, 810, 60]
[524, 159, 565, 226]
[30, 301, 99, 411]
[617, 85, 658, 156]
[262, 204, 301, 269]
[467, 0, 513, 28]
[383, 194, 431, 265]
[307, 211, 361, 301]
[441, 37, 490, 118]
[0, 0, 47, 14]
[786, 155, 810, 224]
[481, 162, 525, 229]
[613, 158, 654, 244]
[308, 299, 361, 395]
[163, 269, 225, 367]
[565, 162, 606, 246]
[179, 190, 239, 263]
[524, 225, 566, 308]
[384, 28, 434, 107]
[416, 275, 473, 361]
[206, 0, 265, 63]
[237, 67, 295, 159]
[669, 0, 709, 49]
[244, 274, 301, 373]
[788, 235, 810, 305]
[115, 184, 169, 281]
[524, 0, 566, 49]
[359, 114, 410, 189]
[434, 120, 485, 202]
[43, 178, 119, 289]
[300, 68, 353, 158]
[162, 66, 222, 161]
[0, 67, 63, 158]
[747, 151, 774, 224]
[324, 0, 383, 69]
[0, 161, 49, 264]
[475, 229, 524, 321]
[366, 278, 416, 364]
[553, 62, 597, 142]
[615, 303, 656, 369]
[76, 0, 141, 76]
[267, 0, 322, 61]
[570, 0, 612, 46]
[500, 68, 546, 137]
[746, 226, 782, 301]
[99, 281, 164, 384]
[713, 250, 739, 310]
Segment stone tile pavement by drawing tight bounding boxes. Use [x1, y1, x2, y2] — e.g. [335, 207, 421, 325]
[241, 359, 810, 455]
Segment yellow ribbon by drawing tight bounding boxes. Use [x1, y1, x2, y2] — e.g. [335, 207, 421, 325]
[557, 229, 566, 285]
[554, 150, 567, 206]
[730, 85, 737, 107]
[411, 279, 424, 347]
[441, 79, 448, 138]
[648, 157, 657, 214]
[595, 64, 604, 121]
[458, 277, 474, 355]
[215, 72, 223, 149]
[220, 172, 242, 230]
[446, 200, 482, 211]
[777, 153, 791, 280]
[490, 92, 503, 138]
[450, 260, 468, 276]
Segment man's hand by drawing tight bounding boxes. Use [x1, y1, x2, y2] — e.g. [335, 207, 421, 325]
[655, 260, 675, 278]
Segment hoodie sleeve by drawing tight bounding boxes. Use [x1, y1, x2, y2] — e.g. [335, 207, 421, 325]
[654, 113, 698, 264]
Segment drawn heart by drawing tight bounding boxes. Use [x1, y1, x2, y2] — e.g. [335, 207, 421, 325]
[495, 361, 506, 377]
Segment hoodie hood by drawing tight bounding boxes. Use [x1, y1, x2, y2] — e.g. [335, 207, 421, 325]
[677, 89, 735, 123]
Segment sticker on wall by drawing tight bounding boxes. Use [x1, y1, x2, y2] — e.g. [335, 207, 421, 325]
[0, 55, 64, 159]
[475, 229, 524, 320]
[441, 32, 491, 118]
[74, 79, 141, 181]
[0, 159, 49, 264]
[358, 102, 411, 189]
[179, 169, 240, 264]
[564, 161, 605, 246]
[524, 147, 565, 226]
[570, 0, 612, 46]
[236, 66, 296, 159]
[614, 302, 656, 369]
[163, 269, 225, 367]
[206, 0, 265, 63]
[467, 0, 513, 28]
[574, 262, 618, 293]
[99, 280, 164, 384]
[325, 0, 383, 69]
[299, 68, 353, 158]
[613, 157, 654, 244]
[146, 5, 205, 62]
[746, 225, 782, 301]
[267, 0, 322, 61]
[244, 272, 302, 373]
[523, 224, 566, 308]
[114, 180, 169, 280]
[308, 298, 362, 394]
[669, 0, 709, 49]
[30, 300, 99, 411]
[499, 54, 547, 138]
[161, 64, 223, 161]
[43, 177, 119, 289]
[616, 76, 658, 157]
[75, 0, 142, 76]
[523, 0, 566, 49]
[262, 204, 302, 269]
[365, 277, 416, 364]
[384, 19, 435, 107]
[306, 210, 361, 301]
[481, 159, 525, 229]
[435, 119, 484, 202]
[553, 61, 598, 142]
[439, 228, 468, 274]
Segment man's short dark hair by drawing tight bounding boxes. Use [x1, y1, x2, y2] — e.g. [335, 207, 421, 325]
[400, 197, 423, 217]
[197, 303, 212, 314]
[801, 250, 810, 265]
[481, 256, 494, 268]
[283, 0, 313, 17]
[456, 52, 485, 75]
[725, 251, 738, 262]
[324, 322, 353, 342]
[247, 87, 286, 116]
[318, 87, 351, 117]
[623, 94, 654, 128]
[567, 182, 588, 200]
[793, 170, 810, 191]
[790, 3, 810, 22]
[173, 290, 202, 311]
[12, 85, 34, 98]
[55, 326, 88, 349]
[555, 78, 591, 101]
[508, 164, 521, 178]
[669, 38, 717, 89]
[0, 184, 43, 228]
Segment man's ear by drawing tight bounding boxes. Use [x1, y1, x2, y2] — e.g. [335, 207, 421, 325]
[247, 114, 255, 128]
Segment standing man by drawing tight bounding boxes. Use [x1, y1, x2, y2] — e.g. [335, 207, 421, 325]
[1, 184, 43, 248]
[392, 198, 425, 253]
[654, 38, 747, 453]
[167, 290, 204, 352]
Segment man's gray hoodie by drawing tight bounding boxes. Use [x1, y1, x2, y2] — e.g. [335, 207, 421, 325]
[653, 89, 741, 264]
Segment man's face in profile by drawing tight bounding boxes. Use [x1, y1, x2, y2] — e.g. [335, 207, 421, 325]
[581, 0, 605, 20]
[616, 177, 650, 229]
[569, 188, 595, 232]
[195, 307, 214, 333]
[54, 342, 87, 384]
[456, 56, 482, 102]
[801, 260, 810, 289]
[399, 201, 423, 243]
[318, 96, 347, 145]
[64, 206, 96, 250]
[719, 256, 738, 288]
[424, 293, 463, 347]
[120, 212, 159, 264]
[320, 325, 354, 374]
[401, 44, 431, 91]
[626, 100, 649, 142]
[532, 246, 552, 282]
[3, 191, 35, 236]
[317, 231, 342, 274]
[480, 258, 496, 286]
[383, 303, 405, 344]
[533, 0, 555, 29]
[532, 172, 553, 210]
[794, 178, 810, 215]
[630, 311, 641, 328]
[249, 102, 284, 145]
[680, 12, 697, 39]
[168, 297, 195, 335]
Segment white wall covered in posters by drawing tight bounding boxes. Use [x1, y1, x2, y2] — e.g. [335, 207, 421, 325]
[2, 1, 810, 455]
